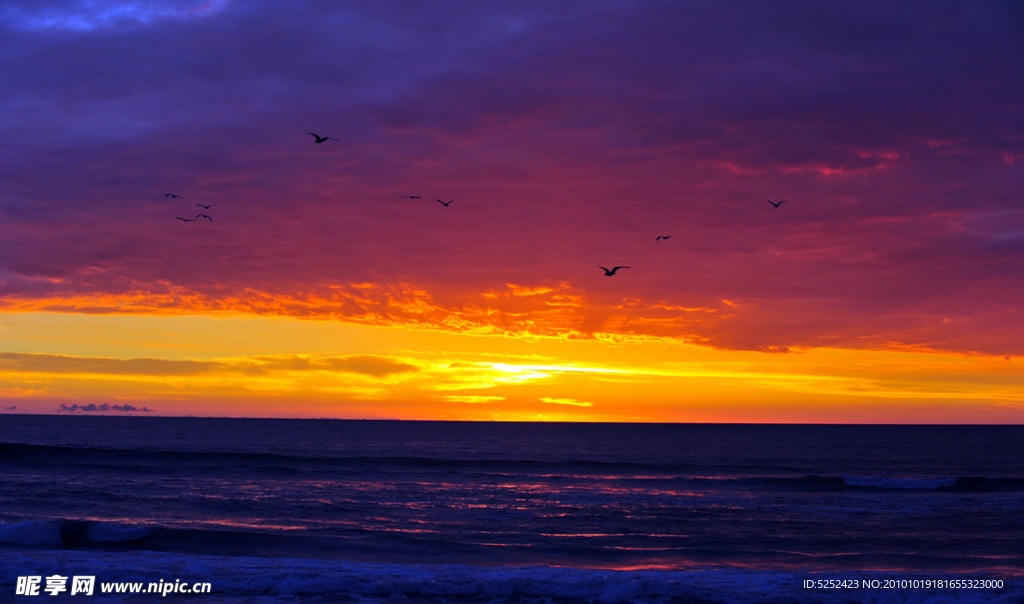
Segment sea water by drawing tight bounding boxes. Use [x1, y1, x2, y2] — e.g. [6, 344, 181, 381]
[0, 416, 1020, 602]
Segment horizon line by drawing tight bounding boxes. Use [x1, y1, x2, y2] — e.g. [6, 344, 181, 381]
[2, 412, 1021, 426]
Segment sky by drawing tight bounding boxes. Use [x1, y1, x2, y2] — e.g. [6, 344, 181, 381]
[1, 0, 1022, 422]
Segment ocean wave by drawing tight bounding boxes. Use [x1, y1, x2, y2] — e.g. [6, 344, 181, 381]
[0, 518, 317, 558]
[841, 476, 1024, 492]
[6, 442, 1022, 496]
[842, 476, 959, 490]
[715, 475, 1024, 493]
[0, 517, 492, 562]
[0, 519, 156, 547]
[0, 441, 698, 476]
[944, 476, 1024, 492]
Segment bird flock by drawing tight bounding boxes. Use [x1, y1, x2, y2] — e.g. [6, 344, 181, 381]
[171, 131, 789, 278]
[170, 193, 216, 223]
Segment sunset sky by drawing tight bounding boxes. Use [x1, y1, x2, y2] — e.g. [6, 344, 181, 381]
[1, 1, 1022, 422]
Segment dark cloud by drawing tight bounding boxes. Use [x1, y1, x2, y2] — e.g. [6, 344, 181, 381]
[58, 403, 153, 413]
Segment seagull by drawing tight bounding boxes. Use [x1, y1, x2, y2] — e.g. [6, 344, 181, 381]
[655, 235, 672, 241]
[402, 195, 422, 199]
[436, 198, 454, 206]
[195, 214, 213, 222]
[195, 203, 217, 209]
[599, 266, 630, 276]
[308, 132, 338, 144]
[175, 216, 197, 222]
[166, 193, 183, 199]
[767, 199, 787, 208]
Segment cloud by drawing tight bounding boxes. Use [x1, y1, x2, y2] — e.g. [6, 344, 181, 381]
[0, 351, 419, 379]
[0, 352, 216, 376]
[439, 395, 505, 404]
[0, 1, 1022, 360]
[318, 355, 418, 377]
[2, 1, 230, 32]
[243, 355, 419, 377]
[58, 403, 153, 413]
[3, 270, 1023, 356]
[539, 397, 593, 407]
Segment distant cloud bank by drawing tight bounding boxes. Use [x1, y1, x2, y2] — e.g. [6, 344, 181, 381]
[58, 403, 154, 413]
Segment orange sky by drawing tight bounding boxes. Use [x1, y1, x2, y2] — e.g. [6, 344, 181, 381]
[1, 310, 1021, 422]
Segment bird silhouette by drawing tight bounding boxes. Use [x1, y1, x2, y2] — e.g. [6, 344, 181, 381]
[195, 203, 217, 209]
[175, 216, 197, 222]
[436, 198, 454, 206]
[655, 235, 672, 241]
[767, 199, 787, 208]
[308, 132, 338, 144]
[599, 266, 630, 276]
[195, 214, 213, 222]
[402, 195, 422, 199]
[166, 193, 183, 199]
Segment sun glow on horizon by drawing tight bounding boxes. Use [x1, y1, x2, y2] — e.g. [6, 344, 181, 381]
[0, 310, 1021, 424]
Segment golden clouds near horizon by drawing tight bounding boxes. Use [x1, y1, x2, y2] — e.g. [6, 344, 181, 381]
[1, 312, 1022, 423]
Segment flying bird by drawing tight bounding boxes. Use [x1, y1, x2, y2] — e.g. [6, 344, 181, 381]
[655, 235, 672, 241]
[436, 198, 454, 206]
[175, 216, 197, 222]
[599, 266, 630, 276]
[195, 214, 213, 222]
[767, 199, 787, 208]
[402, 195, 422, 199]
[165, 193, 183, 199]
[308, 132, 338, 144]
[195, 203, 217, 209]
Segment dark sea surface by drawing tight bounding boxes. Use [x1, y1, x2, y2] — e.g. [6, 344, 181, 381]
[0, 415, 1020, 602]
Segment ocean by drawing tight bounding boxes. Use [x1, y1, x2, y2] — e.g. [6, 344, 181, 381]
[0, 416, 1020, 602]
